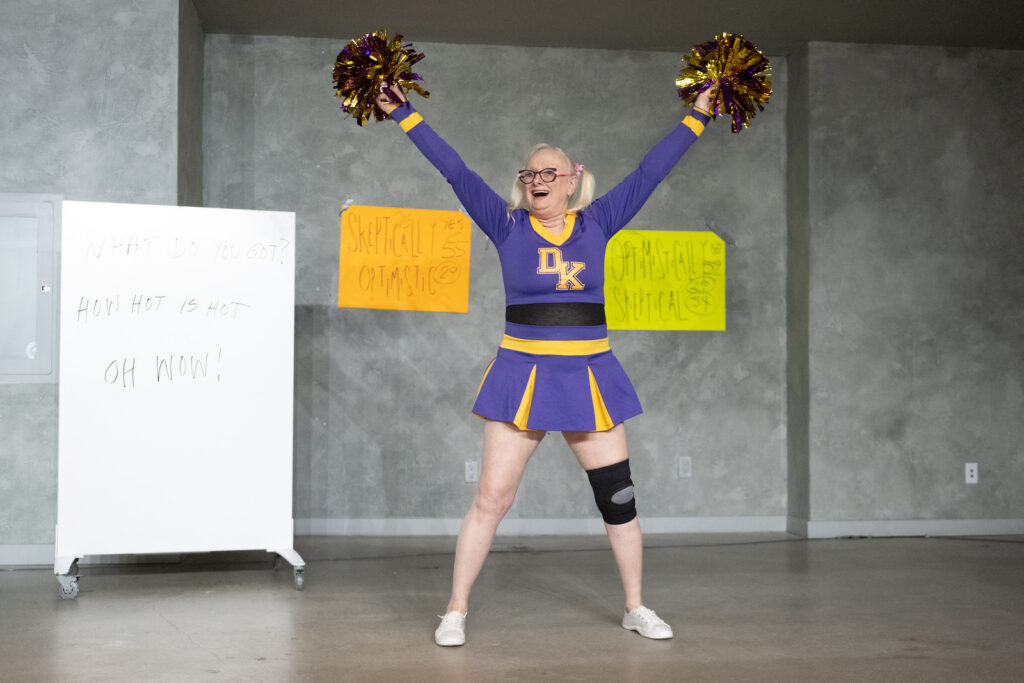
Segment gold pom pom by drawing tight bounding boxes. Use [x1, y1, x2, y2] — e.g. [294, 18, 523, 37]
[332, 30, 430, 126]
[676, 33, 772, 133]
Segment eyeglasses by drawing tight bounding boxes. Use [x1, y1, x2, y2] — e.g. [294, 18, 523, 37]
[516, 168, 569, 184]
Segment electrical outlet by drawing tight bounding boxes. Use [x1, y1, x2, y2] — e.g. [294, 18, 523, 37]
[678, 456, 692, 478]
[465, 459, 479, 483]
[965, 462, 978, 484]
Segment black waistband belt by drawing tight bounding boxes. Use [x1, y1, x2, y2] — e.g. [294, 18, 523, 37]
[505, 302, 606, 327]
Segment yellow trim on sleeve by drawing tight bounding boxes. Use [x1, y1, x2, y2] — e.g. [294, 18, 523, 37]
[500, 335, 610, 356]
[588, 367, 615, 431]
[512, 365, 537, 430]
[682, 116, 705, 137]
[399, 112, 423, 132]
[529, 212, 576, 246]
[694, 106, 713, 118]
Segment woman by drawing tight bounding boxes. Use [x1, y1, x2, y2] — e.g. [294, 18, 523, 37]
[375, 83, 713, 646]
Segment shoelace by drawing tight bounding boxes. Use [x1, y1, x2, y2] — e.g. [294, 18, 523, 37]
[632, 607, 663, 625]
[437, 612, 466, 625]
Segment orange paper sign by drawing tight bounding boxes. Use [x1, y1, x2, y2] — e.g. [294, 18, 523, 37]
[338, 205, 471, 312]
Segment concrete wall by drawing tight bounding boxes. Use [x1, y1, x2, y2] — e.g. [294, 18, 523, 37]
[804, 43, 1024, 532]
[177, 0, 204, 206]
[0, 1, 180, 205]
[3, 6, 1023, 556]
[785, 45, 811, 526]
[203, 36, 790, 531]
[0, 0, 184, 551]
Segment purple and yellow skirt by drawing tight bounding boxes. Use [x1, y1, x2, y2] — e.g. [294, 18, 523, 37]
[472, 322, 642, 432]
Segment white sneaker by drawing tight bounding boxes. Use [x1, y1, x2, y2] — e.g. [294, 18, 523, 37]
[622, 606, 673, 640]
[434, 611, 467, 646]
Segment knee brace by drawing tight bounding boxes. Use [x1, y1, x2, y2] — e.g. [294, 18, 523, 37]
[587, 459, 637, 525]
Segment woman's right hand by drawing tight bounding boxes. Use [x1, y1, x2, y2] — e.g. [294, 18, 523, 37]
[376, 84, 408, 116]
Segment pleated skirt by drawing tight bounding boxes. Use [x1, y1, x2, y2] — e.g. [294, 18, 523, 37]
[471, 322, 642, 432]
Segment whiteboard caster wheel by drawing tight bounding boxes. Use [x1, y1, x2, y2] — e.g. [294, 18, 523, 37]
[293, 567, 305, 591]
[57, 575, 79, 600]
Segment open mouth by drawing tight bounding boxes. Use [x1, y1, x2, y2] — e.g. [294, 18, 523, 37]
[531, 189, 550, 198]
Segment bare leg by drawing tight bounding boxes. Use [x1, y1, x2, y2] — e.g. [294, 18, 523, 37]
[563, 424, 644, 611]
[603, 518, 643, 611]
[446, 420, 545, 613]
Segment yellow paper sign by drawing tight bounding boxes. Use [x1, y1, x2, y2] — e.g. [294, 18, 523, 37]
[604, 230, 725, 330]
[338, 205, 471, 312]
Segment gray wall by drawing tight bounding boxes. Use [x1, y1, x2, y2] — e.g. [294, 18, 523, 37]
[0, 0, 186, 548]
[805, 42, 1024, 524]
[203, 36, 790, 525]
[0, 1, 180, 206]
[3, 4, 1023, 551]
[785, 45, 811, 524]
[177, 0, 204, 206]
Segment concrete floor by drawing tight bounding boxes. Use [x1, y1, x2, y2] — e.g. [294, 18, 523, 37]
[1, 533, 1022, 682]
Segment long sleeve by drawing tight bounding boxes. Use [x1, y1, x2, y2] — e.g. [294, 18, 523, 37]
[391, 103, 512, 245]
[587, 108, 711, 238]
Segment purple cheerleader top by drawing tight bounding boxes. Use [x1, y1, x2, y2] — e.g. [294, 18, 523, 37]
[391, 103, 709, 431]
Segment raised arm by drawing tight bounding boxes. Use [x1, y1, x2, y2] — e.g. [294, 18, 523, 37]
[377, 86, 512, 244]
[587, 88, 714, 238]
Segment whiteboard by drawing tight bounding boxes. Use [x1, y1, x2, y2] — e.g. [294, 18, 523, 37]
[56, 201, 297, 566]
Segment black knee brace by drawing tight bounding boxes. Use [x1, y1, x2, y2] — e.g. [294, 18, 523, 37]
[587, 459, 637, 525]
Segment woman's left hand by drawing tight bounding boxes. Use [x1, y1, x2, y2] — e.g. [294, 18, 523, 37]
[695, 86, 716, 114]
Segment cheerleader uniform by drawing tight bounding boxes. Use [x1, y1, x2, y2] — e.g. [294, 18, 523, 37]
[390, 102, 709, 432]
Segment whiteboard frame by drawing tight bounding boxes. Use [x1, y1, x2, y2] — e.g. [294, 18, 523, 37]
[54, 201, 302, 579]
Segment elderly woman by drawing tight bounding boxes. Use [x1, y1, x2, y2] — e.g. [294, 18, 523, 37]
[376, 84, 713, 647]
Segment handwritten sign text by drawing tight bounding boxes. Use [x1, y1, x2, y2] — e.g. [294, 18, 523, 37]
[338, 205, 471, 313]
[604, 230, 725, 331]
